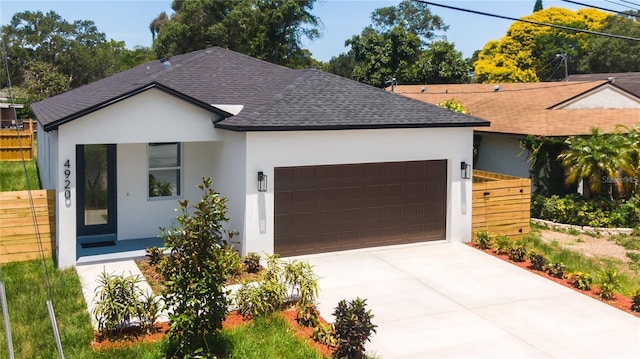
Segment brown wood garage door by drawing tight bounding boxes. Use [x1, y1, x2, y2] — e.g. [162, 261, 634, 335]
[274, 160, 447, 256]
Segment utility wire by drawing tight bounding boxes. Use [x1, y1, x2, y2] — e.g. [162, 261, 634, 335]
[605, 0, 640, 11]
[560, 0, 640, 18]
[414, 1, 640, 40]
[619, 0, 640, 8]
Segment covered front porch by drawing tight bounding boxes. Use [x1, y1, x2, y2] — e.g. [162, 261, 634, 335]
[76, 235, 164, 265]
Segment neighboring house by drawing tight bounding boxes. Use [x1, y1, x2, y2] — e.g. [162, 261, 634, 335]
[31, 47, 489, 268]
[0, 97, 24, 128]
[567, 72, 640, 97]
[394, 80, 640, 179]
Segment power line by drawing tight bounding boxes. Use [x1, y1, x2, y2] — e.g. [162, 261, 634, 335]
[414, 1, 640, 41]
[619, 0, 640, 8]
[605, 0, 640, 11]
[560, 0, 640, 18]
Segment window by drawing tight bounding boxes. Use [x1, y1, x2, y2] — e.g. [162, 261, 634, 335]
[148, 143, 181, 198]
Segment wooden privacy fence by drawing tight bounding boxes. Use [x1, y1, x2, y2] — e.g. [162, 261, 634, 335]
[0, 190, 55, 263]
[0, 120, 34, 161]
[472, 170, 531, 239]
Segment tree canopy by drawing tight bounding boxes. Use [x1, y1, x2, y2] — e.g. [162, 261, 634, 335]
[152, 0, 320, 68]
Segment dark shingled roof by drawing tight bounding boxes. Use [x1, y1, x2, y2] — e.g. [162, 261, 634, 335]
[567, 73, 640, 98]
[32, 47, 489, 132]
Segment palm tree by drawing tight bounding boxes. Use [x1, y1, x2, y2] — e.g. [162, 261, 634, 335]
[616, 124, 640, 196]
[558, 127, 632, 198]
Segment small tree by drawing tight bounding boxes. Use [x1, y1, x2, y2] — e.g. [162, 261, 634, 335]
[333, 298, 377, 359]
[160, 178, 235, 356]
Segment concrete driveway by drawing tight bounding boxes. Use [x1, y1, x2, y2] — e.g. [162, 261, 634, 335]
[294, 242, 640, 359]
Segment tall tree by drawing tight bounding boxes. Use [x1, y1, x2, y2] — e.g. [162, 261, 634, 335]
[152, 0, 320, 68]
[415, 40, 470, 84]
[534, 0, 544, 12]
[149, 11, 169, 43]
[474, 7, 607, 83]
[579, 12, 640, 73]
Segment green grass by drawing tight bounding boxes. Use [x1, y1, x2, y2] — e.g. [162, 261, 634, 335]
[522, 231, 640, 296]
[0, 160, 40, 191]
[0, 260, 326, 358]
[610, 234, 640, 250]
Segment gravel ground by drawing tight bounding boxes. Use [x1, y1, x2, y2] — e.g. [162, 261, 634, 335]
[538, 229, 632, 262]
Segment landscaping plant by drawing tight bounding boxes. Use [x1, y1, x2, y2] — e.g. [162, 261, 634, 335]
[568, 272, 593, 291]
[528, 251, 547, 271]
[507, 244, 527, 262]
[235, 278, 286, 318]
[159, 178, 236, 356]
[312, 323, 338, 347]
[332, 297, 377, 359]
[145, 246, 163, 266]
[597, 268, 621, 300]
[492, 235, 512, 255]
[244, 252, 262, 273]
[632, 289, 640, 312]
[296, 302, 320, 327]
[546, 262, 566, 279]
[474, 230, 492, 249]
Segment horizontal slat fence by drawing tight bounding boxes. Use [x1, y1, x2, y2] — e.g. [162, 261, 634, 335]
[472, 170, 531, 239]
[0, 189, 55, 263]
[0, 120, 34, 161]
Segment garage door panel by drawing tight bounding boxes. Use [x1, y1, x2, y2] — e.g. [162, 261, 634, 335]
[275, 160, 447, 256]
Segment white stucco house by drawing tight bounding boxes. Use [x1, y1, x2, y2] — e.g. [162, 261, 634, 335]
[396, 78, 640, 180]
[32, 47, 489, 268]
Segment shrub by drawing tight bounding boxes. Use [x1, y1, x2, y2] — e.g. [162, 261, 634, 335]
[234, 279, 286, 318]
[333, 298, 377, 359]
[296, 302, 320, 327]
[222, 246, 244, 278]
[568, 272, 592, 291]
[160, 178, 235, 355]
[145, 246, 164, 266]
[93, 271, 149, 336]
[283, 260, 320, 307]
[137, 291, 161, 334]
[631, 289, 640, 312]
[597, 269, 621, 300]
[244, 252, 262, 273]
[546, 262, 566, 279]
[531, 194, 640, 228]
[492, 235, 512, 255]
[528, 251, 546, 271]
[474, 230, 492, 249]
[508, 244, 527, 262]
[312, 323, 337, 347]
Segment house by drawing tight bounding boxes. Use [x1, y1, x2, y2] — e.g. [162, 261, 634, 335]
[31, 47, 489, 268]
[567, 72, 640, 97]
[0, 96, 24, 128]
[394, 80, 640, 179]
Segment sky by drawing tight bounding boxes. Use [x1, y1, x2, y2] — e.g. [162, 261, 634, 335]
[0, 0, 634, 61]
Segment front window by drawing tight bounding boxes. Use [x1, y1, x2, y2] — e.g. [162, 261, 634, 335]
[148, 142, 181, 198]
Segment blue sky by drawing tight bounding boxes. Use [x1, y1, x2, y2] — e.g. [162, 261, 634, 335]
[0, 1, 630, 61]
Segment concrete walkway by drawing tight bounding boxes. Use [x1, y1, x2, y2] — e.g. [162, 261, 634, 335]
[293, 242, 640, 359]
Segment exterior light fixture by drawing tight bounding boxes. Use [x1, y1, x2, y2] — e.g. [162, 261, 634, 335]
[257, 171, 267, 192]
[461, 161, 471, 179]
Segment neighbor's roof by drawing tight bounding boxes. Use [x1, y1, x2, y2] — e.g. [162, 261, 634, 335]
[32, 47, 489, 132]
[567, 72, 640, 98]
[395, 82, 640, 137]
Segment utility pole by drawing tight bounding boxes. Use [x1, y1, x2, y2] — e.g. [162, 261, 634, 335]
[556, 53, 568, 81]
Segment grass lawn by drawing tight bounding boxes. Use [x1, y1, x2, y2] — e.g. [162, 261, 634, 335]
[0, 259, 327, 358]
[0, 160, 40, 191]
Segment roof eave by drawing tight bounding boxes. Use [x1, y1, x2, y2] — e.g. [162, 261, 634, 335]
[215, 121, 490, 132]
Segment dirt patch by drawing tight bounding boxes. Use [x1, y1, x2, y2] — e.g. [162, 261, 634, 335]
[537, 229, 630, 262]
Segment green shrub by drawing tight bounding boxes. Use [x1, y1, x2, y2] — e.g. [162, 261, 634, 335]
[546, 262, 566, 279]
[222, 246, 244, 278]
[631, 289, 640, 312]
[333, 298, 377, 359]
[474, 230, 492, 249]
[283, 260, 320, 307]
[528, 251, 546, 271]
[568, 272, 592, 291]
[160, 178, 235, 355]
[312, 323, 337, 347]
[145, 246, 163, 266]
[296, 303, 320, 327]
[235, 279, 286, 318]
[532, 194, 640, 228]
[137, 291, 161, 334]
[508, 244, 527, 262]
[597, 269, 621, 300]
[244, 252, 262, 273]
[493, 235, 512, 255]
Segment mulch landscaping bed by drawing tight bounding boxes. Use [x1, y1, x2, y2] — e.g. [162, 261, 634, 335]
[467, 242, 640, 319]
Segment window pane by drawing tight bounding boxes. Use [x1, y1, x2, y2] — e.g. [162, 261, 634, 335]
[149, 143, 179, 168]
[149, 169, 180, 197]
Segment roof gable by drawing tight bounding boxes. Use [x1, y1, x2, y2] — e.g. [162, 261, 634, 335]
[551, 83, 640, 109]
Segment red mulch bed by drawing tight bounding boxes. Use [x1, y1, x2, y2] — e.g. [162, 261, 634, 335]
[92, 308, 334, 357]
[467, 242, 640, 319]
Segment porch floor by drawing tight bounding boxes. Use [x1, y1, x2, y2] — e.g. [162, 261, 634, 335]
[76, 236, 164, 265]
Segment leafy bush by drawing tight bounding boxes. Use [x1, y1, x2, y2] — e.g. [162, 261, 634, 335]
[145, 246, 163, 266]
[474, 230, 492, 249]
[296, 303, 320, 327]
[333, 298, 377, 359]
[283, 260, 320, 307]
[93, 271, 158, 336]
[568, 272, 592, 291]
[244, 252, 262, 273]
[160, 178, 235, 356]
[222, 246, 244, 278]
[235, 279, 286, 318]
[546, 262, 566, 279]
[528, 251, 546, 271]
[631, 289, 640, 312]
[597, 269, 621, 300]
[492, 235, 512, 255]
[532, 194, 640, 228]
[508, 244, 527, 262]
[312, 323, 337, 347]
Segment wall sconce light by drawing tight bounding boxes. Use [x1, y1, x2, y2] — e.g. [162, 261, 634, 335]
[257, 171, 267, 192]
[461, 161, 471, 179]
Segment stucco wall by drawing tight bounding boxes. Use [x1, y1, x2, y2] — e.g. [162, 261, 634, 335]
[36, 121, 57, 189]
[559, 86, 640, 109]
[242, 127, 475, 256]
[475, 133, 530, 179]
[53, 88, 224, 267]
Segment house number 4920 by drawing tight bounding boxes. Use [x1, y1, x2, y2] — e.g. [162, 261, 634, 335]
[64, 159, 71, 202]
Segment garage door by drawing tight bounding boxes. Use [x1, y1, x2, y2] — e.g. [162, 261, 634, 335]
[274, 160, 447, 256]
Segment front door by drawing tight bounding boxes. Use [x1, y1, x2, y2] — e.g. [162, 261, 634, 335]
[76, 144, 117, 236]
